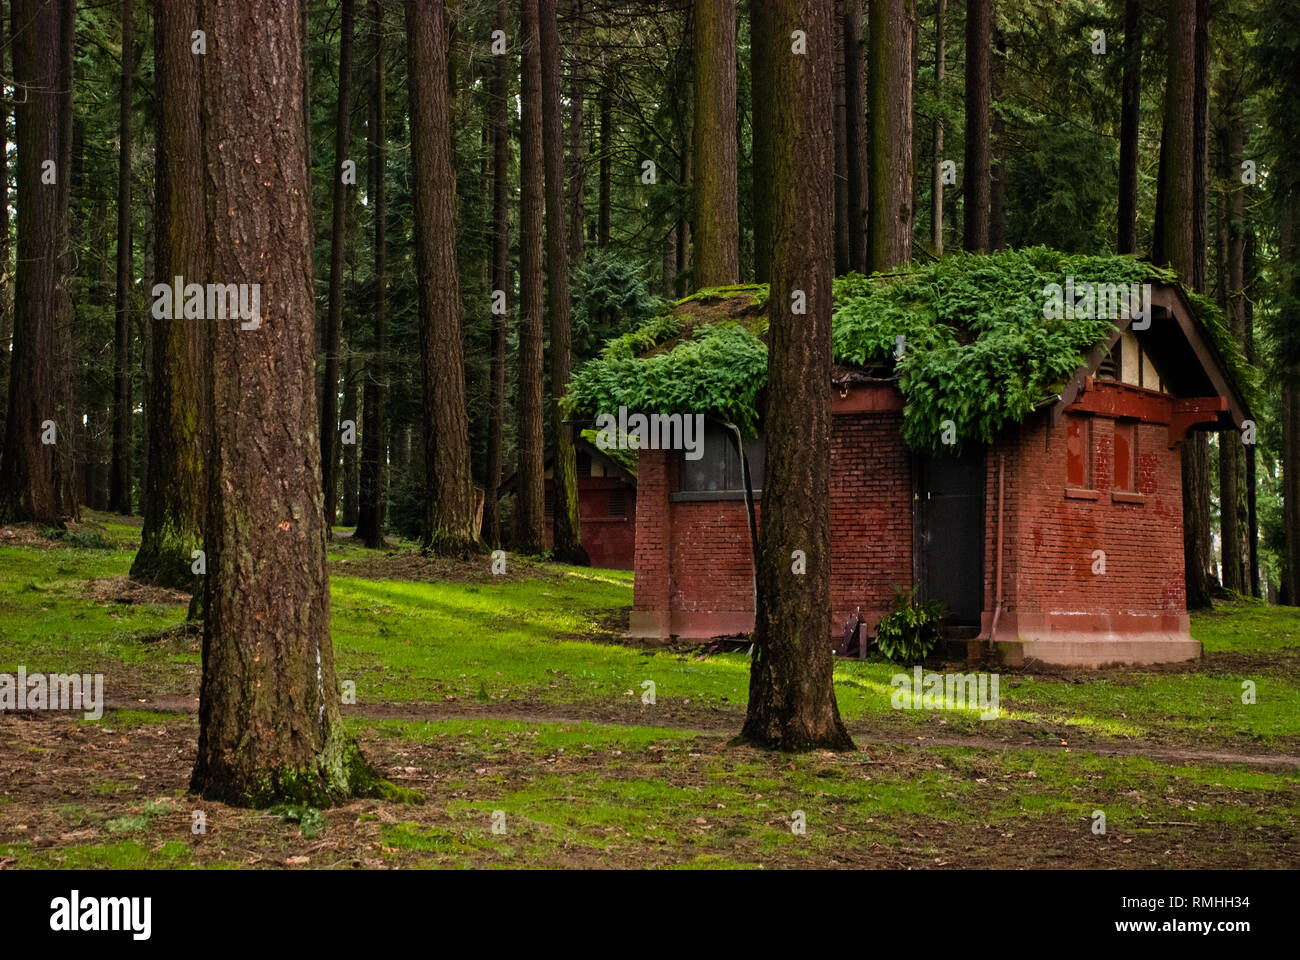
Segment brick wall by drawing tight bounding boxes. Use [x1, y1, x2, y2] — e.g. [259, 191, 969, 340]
[540, 477, 638, 569]
[829, 413, 913, 631]
[631, 409, 914, 638]
[989, 409, 1186, 623]
[630, 451, 672, 636]
[632, 387, 1190, 652]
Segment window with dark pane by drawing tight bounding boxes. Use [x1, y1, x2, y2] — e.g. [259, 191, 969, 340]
[679, 421, 765, 492]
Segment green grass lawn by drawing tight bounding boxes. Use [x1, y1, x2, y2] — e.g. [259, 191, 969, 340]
[0, 512, 1297, 869]
[2, 513, 1298, 750]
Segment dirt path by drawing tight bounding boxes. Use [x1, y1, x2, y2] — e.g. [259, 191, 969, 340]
[104, 695, 1300, 771]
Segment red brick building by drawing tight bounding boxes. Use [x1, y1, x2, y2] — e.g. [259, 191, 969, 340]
[501, 437, 638, 569]
[627, 284, 1250, 666]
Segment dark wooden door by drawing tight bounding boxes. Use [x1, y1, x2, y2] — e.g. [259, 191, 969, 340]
[916, 452, 984, 625]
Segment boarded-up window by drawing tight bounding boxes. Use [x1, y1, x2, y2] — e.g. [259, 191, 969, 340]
[608, 488, 627, 517]
[1066, 417, 1092, 488]
[1114, 421, 1136, 492]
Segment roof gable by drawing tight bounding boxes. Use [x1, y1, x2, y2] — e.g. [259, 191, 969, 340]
[1053, 284, 1250, 429]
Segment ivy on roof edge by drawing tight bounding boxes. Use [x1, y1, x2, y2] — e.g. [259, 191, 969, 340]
[566, 248, 1257, 452]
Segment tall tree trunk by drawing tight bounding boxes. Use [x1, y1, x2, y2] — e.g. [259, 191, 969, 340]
[844, 0, 867, 273]
[741, 0, 853, 753]
[540, 0, 586, 563]
[750, 0, 775, 283]
[52, 0, 77, 520]
[320, 0, 355, 532]
[516, 0, 547, 552]
[355, 0, 387, 550]
[832, 14, 849, 275]
[597, 84, 611, 249]
[1186, 0, 1213, 600]
[867, 0, 914, 271]
[482, 0, 509, 548]
[931, 0, 945, 256]
[1245, 227, 1260, 597]
[1117, 0, 1142, 254]
[1217, 68, 1245, 593]
[988, 27, 1005, 250]
[1, 0, 68, 523]
[191, 0, 375, 806]
[567, 0, 586, 267]
[132, 0, 209, 589]
[962, 0, 990, 252]
[662, 225, 677, 295]
[341, 351, 359, 525]
[679, 123, 693, 294]
[692, 0, 739, 286]
[1279, 180, 1300, 602]
[406, 0, 478, 556]
[1192, 0, 1210, 294]
[0, 0, 12, 443]
[1157, 0, 1211, 609]
[110, 0, 135, 514]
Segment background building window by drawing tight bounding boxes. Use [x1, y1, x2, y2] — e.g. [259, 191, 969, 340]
[679, 421, 765, 492]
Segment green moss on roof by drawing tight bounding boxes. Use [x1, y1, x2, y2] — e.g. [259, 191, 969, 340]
[578, 428, 638, 476]
[566, 247, 1257, 452]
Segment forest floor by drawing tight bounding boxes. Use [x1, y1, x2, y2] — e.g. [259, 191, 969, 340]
[0, 510, 1297, 869]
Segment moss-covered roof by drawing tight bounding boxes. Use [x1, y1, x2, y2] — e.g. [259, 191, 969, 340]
[566, 247, 1258, 452]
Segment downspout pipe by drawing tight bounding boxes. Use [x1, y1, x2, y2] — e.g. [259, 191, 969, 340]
[723, 421, 761, 646]
[983, 454, 1005, 660]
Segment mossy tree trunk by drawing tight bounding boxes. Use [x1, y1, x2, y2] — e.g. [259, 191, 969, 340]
[692, 0, 739, 287]
[407, 0, 478, 557]
[1, 0, 70, 525]
[740, 0, 854, 754]
[540, 0, 586, 564]
[867, 0, 914, 271]
[191, 0, 374, 807]
[355, 0, 387, 550]
[132, 0, 208, 591]
[517, 0, 547, 553]
[110, 0, 134, 515]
